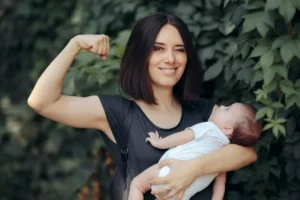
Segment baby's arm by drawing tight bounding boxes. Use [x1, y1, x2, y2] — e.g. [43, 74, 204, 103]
[129, 164, 160, 200]
[146, 129, 194, 149]
[212, 172, 227, 200]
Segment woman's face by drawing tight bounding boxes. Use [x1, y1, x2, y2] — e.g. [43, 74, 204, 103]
[148, 24, 187, 89]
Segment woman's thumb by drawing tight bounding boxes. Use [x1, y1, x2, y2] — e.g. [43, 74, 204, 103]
[159, 159, 174, 168]
[99, 54, 107, 60]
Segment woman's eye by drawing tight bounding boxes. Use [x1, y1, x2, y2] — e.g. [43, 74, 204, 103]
[176, 48, 186, 52]
[153, 46, 163, 51]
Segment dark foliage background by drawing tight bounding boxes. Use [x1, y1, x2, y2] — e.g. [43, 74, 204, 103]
[1, 0, 299, 199]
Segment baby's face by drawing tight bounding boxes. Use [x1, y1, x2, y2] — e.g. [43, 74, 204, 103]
[210, 103, 252, 127]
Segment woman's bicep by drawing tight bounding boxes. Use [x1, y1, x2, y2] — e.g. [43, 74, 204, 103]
[214, 144, 257, 170]
[37, 95, 116, 142]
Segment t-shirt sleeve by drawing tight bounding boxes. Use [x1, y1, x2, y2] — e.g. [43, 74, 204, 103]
[191, 97, 215, 121]
[98, 95, 132, 146]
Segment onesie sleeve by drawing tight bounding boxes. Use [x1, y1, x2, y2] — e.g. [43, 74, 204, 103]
[188, 122, 214, 141]
[98, 95, 132, 145]
[190, 97, 215, 121]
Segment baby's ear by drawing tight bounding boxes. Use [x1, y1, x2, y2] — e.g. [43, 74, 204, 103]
[223, 126, 234, 137]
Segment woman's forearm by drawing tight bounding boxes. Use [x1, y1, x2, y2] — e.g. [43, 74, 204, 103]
[28, 37, 81, 111]
[191, 144, 257, 177]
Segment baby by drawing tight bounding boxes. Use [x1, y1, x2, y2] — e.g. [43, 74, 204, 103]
[128, 103, 262, 200]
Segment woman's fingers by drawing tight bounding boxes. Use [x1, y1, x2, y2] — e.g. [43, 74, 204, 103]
[90, 39, 99, 54]
[151, 183, 170, 196]
[76, 34, 110, 60]
[175, 191, 184, 200]
[106, 35, 110, 54]
[159, 188, 178, 200]
[149, 175, 167, 185]
[97, 36, 104, 55]
[158, 158, 175, 168]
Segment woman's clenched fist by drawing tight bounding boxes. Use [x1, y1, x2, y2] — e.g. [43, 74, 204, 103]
[73, 34, 110, 60]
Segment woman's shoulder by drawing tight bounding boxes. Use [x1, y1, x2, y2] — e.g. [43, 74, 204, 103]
[187, 97, 214, 109]
[98, 94, 134, 115]
[184, 97, 215, 121]
[98, 94, 132, 105]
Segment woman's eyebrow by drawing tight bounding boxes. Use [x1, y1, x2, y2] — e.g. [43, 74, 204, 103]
[154, 42, 185, 47]
[154, 42, 165, 46]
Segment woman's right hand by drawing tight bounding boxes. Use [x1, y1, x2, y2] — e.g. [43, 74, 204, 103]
[73, 34, 110, 60]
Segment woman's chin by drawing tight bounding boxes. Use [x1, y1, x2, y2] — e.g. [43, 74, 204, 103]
[152, 81, 178, 89]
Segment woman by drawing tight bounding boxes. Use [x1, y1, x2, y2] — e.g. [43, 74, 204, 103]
[28, 13, 257, 200]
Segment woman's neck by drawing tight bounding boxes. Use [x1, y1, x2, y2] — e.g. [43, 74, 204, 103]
[152, 86, 178, 109]
[135, 86, 179, 111]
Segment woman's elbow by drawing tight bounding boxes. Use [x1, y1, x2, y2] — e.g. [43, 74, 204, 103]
[27, 95, 44, 113]
[247, 146, 258, 163]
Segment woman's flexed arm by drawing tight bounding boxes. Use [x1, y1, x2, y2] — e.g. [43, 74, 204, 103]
[27, 35, 115, 141]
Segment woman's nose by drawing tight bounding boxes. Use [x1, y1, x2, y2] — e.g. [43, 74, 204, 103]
[164, 50, 175, 64]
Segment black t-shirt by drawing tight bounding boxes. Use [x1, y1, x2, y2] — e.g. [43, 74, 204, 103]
[99, 95, 215, 200]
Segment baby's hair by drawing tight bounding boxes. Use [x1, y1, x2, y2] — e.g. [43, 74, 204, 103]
[230, 104, 262, 146]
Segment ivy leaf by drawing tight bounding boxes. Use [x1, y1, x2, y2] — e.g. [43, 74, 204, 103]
[255, 89, 268, 101]
[223, 0, 230, 8]
[240, 43, 251, 60]
[223, 23, 236, 35]
[276, 118, 287, 123]
[281, 42, 295, 64]
[272, 35, 289, 49]
[279, 0, 296, 22]
[224, 65, 233, 81]
[263, 123, 274, 131]
[237, 68, 253, 84]
[260, 161, 270, 181]
[267, 79, 278, 92]
[264, 68, 276, 85]
[286, 159, 297, 180]
[291, 41, 300, 59]
[257, 22, 270, 37]
[204, 60, 223, 81]
[260, 51, 274, 68]
[280, 80, 295, 94]
[251, 70, 263, 87]
[273, 125, 280, 138]
[277, 124, 286, 135]
[265, 0, 282, 10]
[274, 65, 288, 79]
[270, 165, 281, 178]
[242, 13, 258, 33]
[286, 95, 297, 109]
[295, 79, 300, 88]
[250, 45, 270, 57]
[272, 103, 285, 109]
[294, 142, 300, 159]
[242, 59, 255, 68]
[266, 107, 274, 119]
[264, 12, 275, 29]
[256, 107, 268, 120]
[291, 0, 300, 9]
[297, 165, 300, 180]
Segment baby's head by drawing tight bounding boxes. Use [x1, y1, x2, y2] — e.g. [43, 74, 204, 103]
[209, 103, 262, 146]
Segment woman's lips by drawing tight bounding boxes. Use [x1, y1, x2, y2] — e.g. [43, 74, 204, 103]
[159, 67, 177, 75]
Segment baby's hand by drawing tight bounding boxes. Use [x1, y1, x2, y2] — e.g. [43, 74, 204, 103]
[146, 131, 164, 148]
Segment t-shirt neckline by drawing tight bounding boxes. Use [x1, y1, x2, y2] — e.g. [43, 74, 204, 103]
[130, 100, 185, 132]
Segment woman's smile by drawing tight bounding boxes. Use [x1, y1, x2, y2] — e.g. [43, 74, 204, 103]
[158, 67, 178, 76]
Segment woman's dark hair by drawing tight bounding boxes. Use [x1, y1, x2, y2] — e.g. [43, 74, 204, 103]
[119, 13, 203, 104]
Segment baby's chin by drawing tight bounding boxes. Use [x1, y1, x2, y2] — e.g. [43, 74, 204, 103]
[208, 105, 219, 121]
